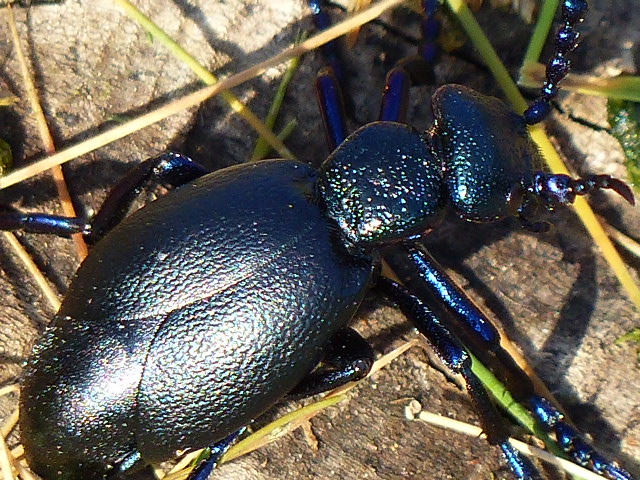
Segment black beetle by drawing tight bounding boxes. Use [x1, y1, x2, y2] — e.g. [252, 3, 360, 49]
[0, 0, 636, 480]
[13, 86, 633, 479]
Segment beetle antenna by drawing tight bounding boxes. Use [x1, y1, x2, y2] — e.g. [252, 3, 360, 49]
[532, 172, 636, 206]
[523, 0, 588, 124]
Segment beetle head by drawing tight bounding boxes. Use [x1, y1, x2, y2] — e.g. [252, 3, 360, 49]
[430, 84, 545, 223]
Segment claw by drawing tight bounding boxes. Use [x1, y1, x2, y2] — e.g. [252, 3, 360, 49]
[587, 175, 635, 205]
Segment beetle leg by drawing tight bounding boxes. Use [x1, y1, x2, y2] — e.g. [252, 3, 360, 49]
[379, 67, 411, 123]
[186, 427, 247, 480]
[383, 244, 635, 480]
[287, 327, 375, 399]
[384, 0, 441, 90]
[312, 0, 437, 154]
[0, 153, 208, 245]
[375, 276, 541, 480]
[314, 0, 438, 134]
[316, 67, 349, 153]
[309, 0, 348, 89]
[89, 152, 209, 242]
[0, 204, 90, 236]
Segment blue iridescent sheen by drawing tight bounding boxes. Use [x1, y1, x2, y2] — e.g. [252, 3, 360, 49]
[316, 68, 348, 150]
[379, 68, 411, 122]
[529, 395, 633, 480]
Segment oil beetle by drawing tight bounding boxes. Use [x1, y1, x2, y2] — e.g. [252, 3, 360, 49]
[0, 0, 638, 479]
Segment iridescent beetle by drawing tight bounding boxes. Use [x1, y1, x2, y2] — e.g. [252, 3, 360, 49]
[0, 1, 635, 479]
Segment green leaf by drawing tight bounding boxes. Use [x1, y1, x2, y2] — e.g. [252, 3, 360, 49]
[616, 327, 640, 345]
[607, 99, 640, 192]
[616, 328, 640, 367]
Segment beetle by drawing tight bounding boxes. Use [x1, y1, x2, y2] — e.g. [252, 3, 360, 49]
[0, 0, 636, 478]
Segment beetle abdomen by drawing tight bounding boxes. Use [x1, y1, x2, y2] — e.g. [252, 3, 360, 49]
[20, 160, 374, 478]
[20, 312, 155, 479]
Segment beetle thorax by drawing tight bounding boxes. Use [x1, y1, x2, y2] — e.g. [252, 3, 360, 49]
[319, 122, 446, 249]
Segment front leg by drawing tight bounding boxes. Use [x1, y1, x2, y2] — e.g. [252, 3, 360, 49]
[375, 276, 541, 480]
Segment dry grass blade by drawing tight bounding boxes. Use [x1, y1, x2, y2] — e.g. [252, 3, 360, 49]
[0, 386, 18, 399]
[113, 0, 295, 160]
[521, 63, 640, 102]
[406, 401, 611, 480]
[603, 220, 640, 258]
[0, 409, 18, 480]
[0, 435, 16, 480]
[1, 232, 60, 312]
[0, 411, 18, 441]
